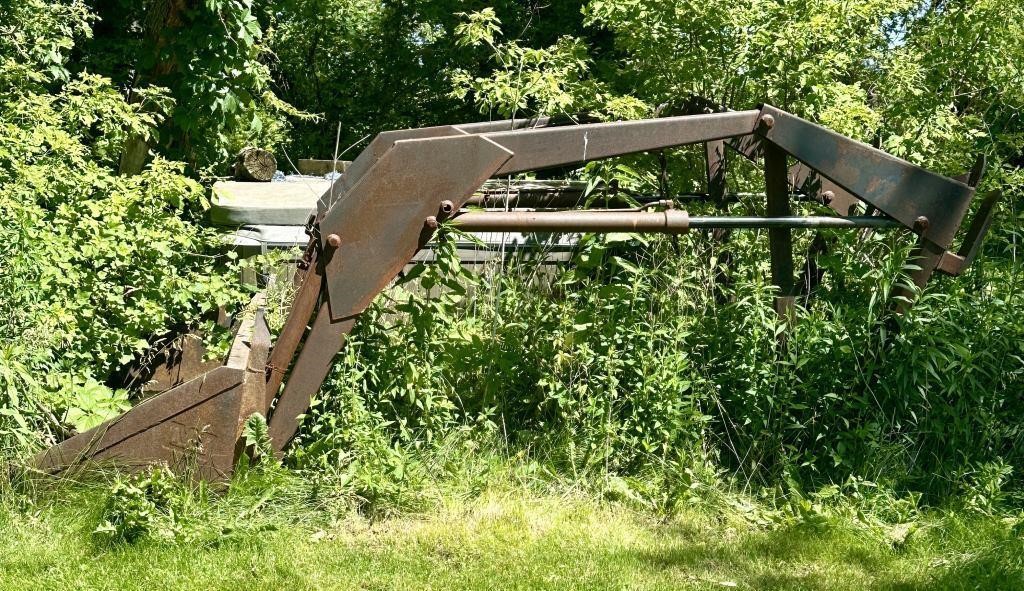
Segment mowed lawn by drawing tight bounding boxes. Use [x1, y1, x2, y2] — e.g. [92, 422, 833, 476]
[2, 492, 1022, 590]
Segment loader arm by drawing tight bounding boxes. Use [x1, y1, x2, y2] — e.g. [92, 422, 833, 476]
[37, 106, 999, 478]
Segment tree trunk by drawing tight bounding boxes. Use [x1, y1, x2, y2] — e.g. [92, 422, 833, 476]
[118, 0, 194, 175]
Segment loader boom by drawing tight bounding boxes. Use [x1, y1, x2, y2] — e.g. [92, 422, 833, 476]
[37, 105, 999, 479]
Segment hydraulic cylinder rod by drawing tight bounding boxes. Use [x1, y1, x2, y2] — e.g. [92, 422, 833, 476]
[688, 215, 901, 229]
[450, 210, 692, 233]
[450, 211, 901, 233]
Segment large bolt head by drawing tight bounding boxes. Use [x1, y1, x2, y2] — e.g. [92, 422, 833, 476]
[440, 200, 455, 215]
[424, 216, 439, 229]
[760, 114, 775, 129]
[326, 233, 342, 248]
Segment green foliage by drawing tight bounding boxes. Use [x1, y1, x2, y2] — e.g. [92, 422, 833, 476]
[7, 456, 1024, 589]
[0, 2, 248, 455]
[3, 0, 1024, 526]
[240, 413, 275, 468]
[877, 1, 1024, 172]
[61, 377, 130, 432]
[94, 465, 185, 543]
[91, 458, 322, 545]
[0, 0, 92, 81]
[280, 0, 1019, 508]
[268, 0, 589, 157]
[295, 197, 1024, 504]
[79, 0, 289, 171]
[961, 460, 1016, 517]
[584, 0, 911, 127]
[451, 8, 605, 118]
[0, 345, 47, 452]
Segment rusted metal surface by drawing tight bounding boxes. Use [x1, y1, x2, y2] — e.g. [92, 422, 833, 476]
[730, 133, 762, 161]
[691, 215, 900, 229]
[466, 182, 814, 209]
[788, 162, 861, 216]
[705, 140, 727, 205]
[466, 180, 599, 209]
[234, 309, 272, 460]
[955, 154, 987, 188]
[729, 134, 861, 216]
[265, 254, 323, 410]
[938, 190, 1002, 276]
[452, 211, 900, 232]
[486, 111, 760, 176]
[36, 303, 271, 480]
[40, 104, 1001, 478]
[319, 110, 763, 322]
[763, 135, 796, 315]
[320, 134, 513, 321]
[319, 118, 550, 216]
[271, 104, 995, 453]
[36, 367, 242, 476]
[267, 302, 357, 451]
[756, 106, 975, 251]
[141, 332, 222, 394]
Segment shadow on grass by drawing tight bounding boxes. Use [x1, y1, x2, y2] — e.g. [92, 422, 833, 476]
[626, 520, 1024, 591]
[922, 539, 1024, 591]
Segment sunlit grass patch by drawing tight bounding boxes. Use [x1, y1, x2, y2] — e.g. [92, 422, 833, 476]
[2, 479, 1021, 591]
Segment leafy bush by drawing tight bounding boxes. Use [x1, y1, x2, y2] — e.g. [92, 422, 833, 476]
[285, 3, 1023, 508]
[70, 0, 290, 173]
[0, 4, 246, 456]
[94, 465, 185, 543]
[293, 203, 1024, 505]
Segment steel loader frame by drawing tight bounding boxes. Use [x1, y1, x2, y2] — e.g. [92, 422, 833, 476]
[36, 105, 1000, 479]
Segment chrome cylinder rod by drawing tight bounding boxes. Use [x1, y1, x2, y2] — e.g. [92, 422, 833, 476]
[687, 215, 901, 229]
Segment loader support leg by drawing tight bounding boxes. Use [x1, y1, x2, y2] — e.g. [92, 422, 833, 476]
[705, 140, 727, 206]
[264, 255, 323, 410]
[764, 140, 796, 316]
[894, 236, 945, 315]
[267, 302, 356, 451]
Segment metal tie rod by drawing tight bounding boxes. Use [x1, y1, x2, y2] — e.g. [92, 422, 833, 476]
[450, 210, 901, 233]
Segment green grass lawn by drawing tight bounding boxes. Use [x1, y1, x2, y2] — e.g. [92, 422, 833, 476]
[2, 488, 1022, 590]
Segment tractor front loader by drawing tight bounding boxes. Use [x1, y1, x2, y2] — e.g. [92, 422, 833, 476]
[36, 106, 1000, 480]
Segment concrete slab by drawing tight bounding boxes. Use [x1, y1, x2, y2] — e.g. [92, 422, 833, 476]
[211, 178, 327, 226]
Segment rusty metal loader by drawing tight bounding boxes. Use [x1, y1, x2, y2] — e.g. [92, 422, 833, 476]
[35, 106, 1000, 479]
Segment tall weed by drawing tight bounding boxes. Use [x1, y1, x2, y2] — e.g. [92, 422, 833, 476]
[294, 203, 1024, 507]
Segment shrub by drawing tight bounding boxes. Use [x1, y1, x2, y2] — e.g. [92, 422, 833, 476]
[0, 13, 245, 455]
[294, 209, 1024, 506]
[94, 465, 185, 543]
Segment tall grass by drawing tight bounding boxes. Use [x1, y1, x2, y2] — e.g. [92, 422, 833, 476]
[292, 196, 1024, 510]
